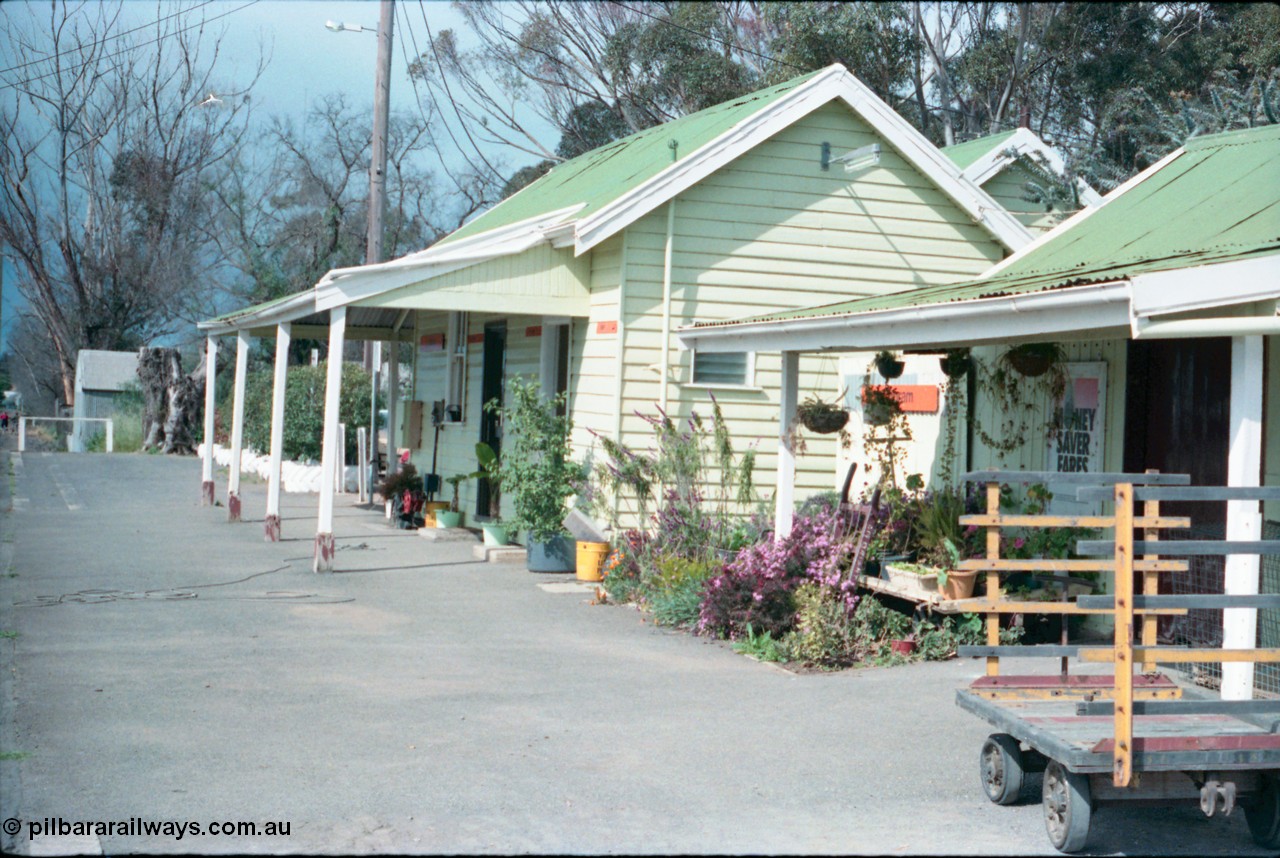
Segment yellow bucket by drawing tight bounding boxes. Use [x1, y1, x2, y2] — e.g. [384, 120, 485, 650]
[576, 541, 610, 582]
[423, 501, 450, 528]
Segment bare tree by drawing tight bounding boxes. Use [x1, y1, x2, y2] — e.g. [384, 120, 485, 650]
[0, 0, 262, 409]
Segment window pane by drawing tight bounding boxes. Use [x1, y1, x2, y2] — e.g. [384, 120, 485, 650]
[693, 351, 748, 385]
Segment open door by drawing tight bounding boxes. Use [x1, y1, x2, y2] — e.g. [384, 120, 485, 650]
[476, 321, 506, 519]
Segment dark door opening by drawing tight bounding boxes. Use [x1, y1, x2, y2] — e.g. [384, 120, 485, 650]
[1123, 337, 1231, 527]
[554, 324, 570, 417]
[477, 322, 506, 519]
[1123, 337, 1232, 647]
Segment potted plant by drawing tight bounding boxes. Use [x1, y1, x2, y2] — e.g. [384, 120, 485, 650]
[377, 463, 423, 528]
[435, 474, 467, 528]
[940, 348, 971, 379]
[796, 390, 849, 434]
[474, 441, 509, 546]
[861, 384, 902, 427]
[1002, 342, 1063, 378]
[490, 378, 578, 572]
[874, 350, 905, 380]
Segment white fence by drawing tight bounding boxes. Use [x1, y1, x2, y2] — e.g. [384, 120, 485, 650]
[18, 416, 114, 453]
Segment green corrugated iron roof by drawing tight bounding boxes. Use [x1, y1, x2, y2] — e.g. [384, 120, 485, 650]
[721, 123, 1280, 326]
[206, 289, 312, 325]
[438, 68, 826, 246]
[941, 130, 1018, 170]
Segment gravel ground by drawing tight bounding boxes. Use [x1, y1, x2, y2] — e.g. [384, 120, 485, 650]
[0, 447, 1270, 856]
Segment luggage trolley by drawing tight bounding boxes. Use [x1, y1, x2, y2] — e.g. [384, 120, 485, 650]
[952, 470, 1280, 852]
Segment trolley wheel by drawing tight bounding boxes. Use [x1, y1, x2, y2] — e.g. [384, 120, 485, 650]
[980, 733, 1025, 805]
[1245, 774, 1280, 849]
[1042, 760, 1092, 853]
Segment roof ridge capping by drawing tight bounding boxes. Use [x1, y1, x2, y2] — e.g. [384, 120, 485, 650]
[1183, 123, 1280, 150]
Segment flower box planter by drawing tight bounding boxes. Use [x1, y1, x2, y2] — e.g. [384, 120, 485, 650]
[883, 562, 939, 598]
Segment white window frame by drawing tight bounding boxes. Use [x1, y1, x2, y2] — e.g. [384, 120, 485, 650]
[687, 348, 758, 391]
[445, 311, 469, 422]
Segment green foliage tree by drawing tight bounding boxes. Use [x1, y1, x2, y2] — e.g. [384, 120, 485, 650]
[490, 377, 576, 542]
[234, 361, 380, 463]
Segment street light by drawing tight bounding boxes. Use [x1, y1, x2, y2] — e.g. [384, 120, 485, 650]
[324, 20, 374, 34]
[327, 1, 396, 496]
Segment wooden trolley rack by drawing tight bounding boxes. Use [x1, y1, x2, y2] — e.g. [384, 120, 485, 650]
[953, 469, 1280, 852]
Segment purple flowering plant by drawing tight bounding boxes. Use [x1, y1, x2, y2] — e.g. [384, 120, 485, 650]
[696, 508, 860, 640]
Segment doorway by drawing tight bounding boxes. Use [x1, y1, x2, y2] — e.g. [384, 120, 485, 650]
[476, 321, 506, 519]
[1123, 337, 1231, 527]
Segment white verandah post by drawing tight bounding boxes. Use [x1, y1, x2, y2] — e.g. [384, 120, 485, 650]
[201, 335, 218, 505]
[775, 350, 799, 541]
[1222, 334, 1264, 700]
[264, 322, 290, 542]
[315, 307, 347, 572]
[386, 335, 399, 478]
[227, 330, 250, 522]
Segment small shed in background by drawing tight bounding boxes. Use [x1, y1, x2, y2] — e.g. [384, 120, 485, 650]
[71, 350, 139, 451]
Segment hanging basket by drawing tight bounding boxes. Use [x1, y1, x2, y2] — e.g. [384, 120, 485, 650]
[940, 349, 971, 379]
[798, 404, 850, 434]
[875, 353, 905, 380]
[864, 402, 896, 427]
[1005, 343, 1061, 378]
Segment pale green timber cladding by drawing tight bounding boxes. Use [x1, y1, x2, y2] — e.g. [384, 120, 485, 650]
[612, 101, 1005, 519]
[979, 162, 1064, 234]
[409, 310, 546, 524]
[964, 339, 1128, 476]
[570, 232, 623, 461]
[363, 242, 590, 312]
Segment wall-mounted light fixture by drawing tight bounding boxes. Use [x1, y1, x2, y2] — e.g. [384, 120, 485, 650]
[820, 142, 881, 174]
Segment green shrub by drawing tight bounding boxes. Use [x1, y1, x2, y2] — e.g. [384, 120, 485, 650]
[646, 554, 718, 628]
[850, 595, 914, 662]
[732, 625, 785, 662]
[233, 361, 379, 462]
[780, 582, 860, 669]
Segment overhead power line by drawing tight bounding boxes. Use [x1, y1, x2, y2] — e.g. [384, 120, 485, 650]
[417, 0, 505, 183]
[0, 0, 262, 91]
[0, 0, 218, 76]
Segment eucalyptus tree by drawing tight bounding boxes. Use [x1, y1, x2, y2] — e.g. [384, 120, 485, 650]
[0, 1, 262, 408]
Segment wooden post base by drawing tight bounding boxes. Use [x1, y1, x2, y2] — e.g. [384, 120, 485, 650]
[227, 491, 241, 522]
[201, 480, 214, 506]
[263, 514, 281, 542]
[313, 532, 335, 573]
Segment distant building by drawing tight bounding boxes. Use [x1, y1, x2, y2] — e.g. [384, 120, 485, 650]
[71, 350, 139, 451]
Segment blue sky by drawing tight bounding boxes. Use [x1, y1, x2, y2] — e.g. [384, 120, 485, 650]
[0, 0, 553, 352]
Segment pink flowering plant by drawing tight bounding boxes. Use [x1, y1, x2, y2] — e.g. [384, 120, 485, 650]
[696, 507, 860, 640]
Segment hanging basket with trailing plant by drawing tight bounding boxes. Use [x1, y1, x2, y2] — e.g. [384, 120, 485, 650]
[1003, 342, 1063, 378]
[796, 392, 850, 434]
[861, 385, 902, 427]
[874, 350, 905, 380]
[940, 348, 971, 380]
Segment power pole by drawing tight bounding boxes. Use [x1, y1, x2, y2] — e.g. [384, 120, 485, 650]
[365, 0, 394, 499]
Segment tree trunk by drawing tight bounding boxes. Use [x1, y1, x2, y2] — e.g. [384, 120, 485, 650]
[138, 346, 207, 455]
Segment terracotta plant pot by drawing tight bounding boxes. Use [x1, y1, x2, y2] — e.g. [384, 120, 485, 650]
[940, 569, 979, 600]
[890, 639, 917, 655]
